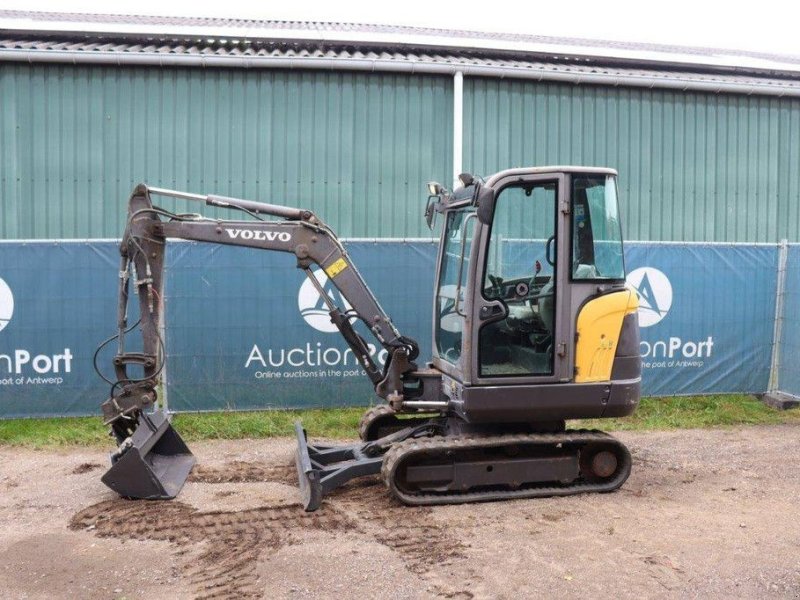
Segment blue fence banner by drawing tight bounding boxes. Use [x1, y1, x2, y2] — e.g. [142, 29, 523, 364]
[163, 240, 438, 412]
[0, 239, 794, 418]
[625, 243, 777, 396]
[0, 241, 119, 417]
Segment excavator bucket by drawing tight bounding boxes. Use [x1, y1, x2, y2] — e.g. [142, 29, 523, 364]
[101, 410, 195, 500]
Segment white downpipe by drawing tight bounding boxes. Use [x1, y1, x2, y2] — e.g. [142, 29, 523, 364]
[453, 71, 463, 189]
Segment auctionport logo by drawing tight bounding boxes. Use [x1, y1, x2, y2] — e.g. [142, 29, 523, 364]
[0, 276, 73, 383]
[245, 269, 377, 377]
[297, 269, 354, 333]
[626, 266, 714, 365]
[626, 267, 673, 328]
[0, 277, 13, 332]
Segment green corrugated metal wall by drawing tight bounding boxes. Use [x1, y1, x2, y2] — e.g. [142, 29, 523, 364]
[464, 78, 800, 242]
[2, 63, 800, 241]
[0, 64, 453, 239]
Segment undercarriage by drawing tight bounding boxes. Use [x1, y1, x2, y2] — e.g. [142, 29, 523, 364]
[296, 407, 631, 511]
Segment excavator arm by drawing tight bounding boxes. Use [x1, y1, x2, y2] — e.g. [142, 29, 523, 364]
[97, 183, 434, 500]
[100, 183, 421, 452]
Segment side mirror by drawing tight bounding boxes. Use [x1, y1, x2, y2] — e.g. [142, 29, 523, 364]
[425, 182, 445, 230]
[425, 196, 437, 230]
[476, 185, 496, 225]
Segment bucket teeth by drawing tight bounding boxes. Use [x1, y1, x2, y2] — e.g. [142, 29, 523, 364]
[101, 410, 195, 500]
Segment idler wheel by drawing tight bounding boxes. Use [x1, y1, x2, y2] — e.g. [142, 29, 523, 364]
[580, 444, 619, 482]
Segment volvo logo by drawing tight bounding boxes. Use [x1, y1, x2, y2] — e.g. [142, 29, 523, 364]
[0, 277, 13, 332]
[298, 269, 355, 333]
[224, 228, 291, 242]
[626, 267, 673, 328]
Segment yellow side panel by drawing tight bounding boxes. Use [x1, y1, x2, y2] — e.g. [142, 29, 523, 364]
[574, 287, 639, 383]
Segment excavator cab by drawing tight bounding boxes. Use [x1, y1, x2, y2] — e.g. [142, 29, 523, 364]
[430, 168, 639, 425]
[98, 167, 640, 510]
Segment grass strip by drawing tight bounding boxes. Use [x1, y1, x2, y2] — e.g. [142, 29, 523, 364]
[0, 395, 797, 449]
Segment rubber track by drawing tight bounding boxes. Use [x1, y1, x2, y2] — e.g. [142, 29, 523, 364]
[381, 430, 631, 506]
[358, 405, 397, 441]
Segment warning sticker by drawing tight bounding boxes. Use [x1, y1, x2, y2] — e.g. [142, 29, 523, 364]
[324, 258, 349, 278]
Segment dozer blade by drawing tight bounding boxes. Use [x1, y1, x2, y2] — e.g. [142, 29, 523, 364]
[294, 422, 323, 511]
[102, 409, 195, 500]
[294, 421, 383, 512]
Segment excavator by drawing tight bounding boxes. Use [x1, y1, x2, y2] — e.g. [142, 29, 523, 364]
[97, 166, 641, 510]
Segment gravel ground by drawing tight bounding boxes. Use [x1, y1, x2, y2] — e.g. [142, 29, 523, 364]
[1, 425, 799, 599]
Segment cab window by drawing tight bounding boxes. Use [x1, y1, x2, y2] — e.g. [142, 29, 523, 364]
[434, 208, 476, 365]
[571, 175, 625, 280]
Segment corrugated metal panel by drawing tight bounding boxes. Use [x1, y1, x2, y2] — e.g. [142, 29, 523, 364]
[0, 63, 452, 239]
[464, 78, 800, 242]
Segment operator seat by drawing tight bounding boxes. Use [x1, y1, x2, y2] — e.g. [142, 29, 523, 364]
[538, 263, 598, 336]
[539, 278, 555, 335]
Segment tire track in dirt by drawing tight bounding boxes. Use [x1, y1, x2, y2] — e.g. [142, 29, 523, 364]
[72, 460, 471, 599]
[70, 499, 356, 599]
[182, 461, 468, 577]
[188, 461, 296, 485]
[329, 476, 474, 598]
[332, 478, 468, 574]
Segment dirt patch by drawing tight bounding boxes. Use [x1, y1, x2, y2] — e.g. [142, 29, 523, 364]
[70, 499, 356, 599]
[70, 466, 467, 598]
[332, 477, 468, 576]
[71, 461, 103, 475]
[1, 425, 800, 599]
[188, 460, 296, 485]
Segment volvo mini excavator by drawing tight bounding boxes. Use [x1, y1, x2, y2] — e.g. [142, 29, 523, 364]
[97, 166, 641, 510]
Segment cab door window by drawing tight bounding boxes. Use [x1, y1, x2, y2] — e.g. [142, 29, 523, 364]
[479, 182, 557, 377]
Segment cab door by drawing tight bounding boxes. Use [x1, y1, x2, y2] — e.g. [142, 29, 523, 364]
[470, 173, 571, 385]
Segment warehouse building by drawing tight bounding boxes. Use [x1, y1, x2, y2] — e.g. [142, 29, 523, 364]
[1, 10, 799, 418]
[1, 9, 800, 242]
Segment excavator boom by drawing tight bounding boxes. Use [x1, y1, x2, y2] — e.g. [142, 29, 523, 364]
[99, 184, 426, 499]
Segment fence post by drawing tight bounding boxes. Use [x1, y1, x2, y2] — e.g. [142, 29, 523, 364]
[159, 285, 170, 416]
[763, 239, 798, 409]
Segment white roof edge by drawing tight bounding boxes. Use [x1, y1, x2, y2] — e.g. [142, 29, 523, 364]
[2, 15, 800, 76]
[486, 166, 618, 187]
[2, 49, 798, 98]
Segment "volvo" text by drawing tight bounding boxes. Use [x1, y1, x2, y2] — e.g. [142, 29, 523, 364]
[224, 229, 291, 242]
